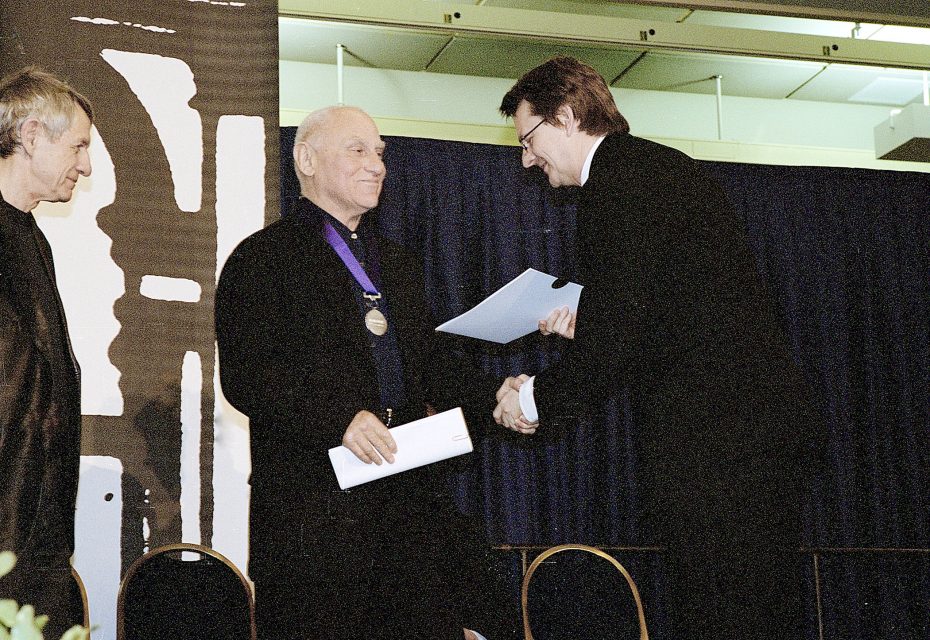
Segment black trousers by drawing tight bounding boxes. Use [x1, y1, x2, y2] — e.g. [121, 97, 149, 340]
[253, 487, 519, 640]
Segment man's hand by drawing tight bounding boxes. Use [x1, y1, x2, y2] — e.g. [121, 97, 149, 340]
[493, 387, 538, 435]
[539, 305, 576, 339]
[496, 374, 529, 402]
[342, 410, 397, 464]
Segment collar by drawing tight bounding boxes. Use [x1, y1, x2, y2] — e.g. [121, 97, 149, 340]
[579, 135, 606, 186]
[0, 193, 34, 229]
[293, 197, 371, 243]
[324, 209, 364, 244]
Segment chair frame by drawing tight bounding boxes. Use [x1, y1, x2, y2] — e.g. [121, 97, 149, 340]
[521, 543, 649, 640]
[71, 566, 90, 629]
[116, 542, 256, 640]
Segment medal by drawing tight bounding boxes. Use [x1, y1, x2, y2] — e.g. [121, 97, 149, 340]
[365, 308, 388, 336]
[321, 220, 390, 336]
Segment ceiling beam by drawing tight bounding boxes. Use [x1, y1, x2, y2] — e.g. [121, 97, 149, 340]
[621, 0, 930, 29]
[279, 0, 930, 71]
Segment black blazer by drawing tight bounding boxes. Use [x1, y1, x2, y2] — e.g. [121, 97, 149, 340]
[0, 198, 81, 560]
[215, 200, 515, 639]
[533, 134, 822, 542]
[0, 198, 82, 636]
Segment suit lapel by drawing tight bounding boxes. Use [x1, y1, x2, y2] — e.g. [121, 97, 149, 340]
[30, 222, 81, 384]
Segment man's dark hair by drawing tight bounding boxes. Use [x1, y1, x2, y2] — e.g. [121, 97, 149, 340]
[500, 56, 629, 136]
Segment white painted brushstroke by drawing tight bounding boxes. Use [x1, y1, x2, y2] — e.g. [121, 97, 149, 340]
[212, 115, 264, 574]
[139, 275, 202, 302]
[34, 126, 125, 417]
[215, 115, 266, 274]
[72, 17, 119, 25]
[142, 515, 150, 553]
[71, 16, 176, 33]
[180, 351, 203, 546]
[212, 347, 252, 574]
[187, 0, 247, 6]
[74, 456, 123, 640]
[101, 50, 201, 211]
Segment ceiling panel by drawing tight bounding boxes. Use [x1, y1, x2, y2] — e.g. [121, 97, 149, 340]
[278, 3, 930, 106]
[867, 23, 930, 45]
[625, 0, 930, 26]
[426, 35, 644, 80]
[682, 10, 878, 37]
[479, 0, 688, 21]
[279, 18, 449, 70]
[790, 63, 926, 105]
[616, 51, 824, 98]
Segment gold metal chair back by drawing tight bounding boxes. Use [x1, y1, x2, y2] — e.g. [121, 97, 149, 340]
[521, 543, 649, 640]
[116, 542, 256, 640]
[71, 565, 90, 629]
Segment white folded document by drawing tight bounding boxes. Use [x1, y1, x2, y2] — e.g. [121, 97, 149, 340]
[435, 268, 583, 344]
[327, 407, 473, 490]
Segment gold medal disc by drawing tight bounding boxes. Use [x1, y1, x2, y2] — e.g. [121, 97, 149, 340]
[365, 308, 388, 336]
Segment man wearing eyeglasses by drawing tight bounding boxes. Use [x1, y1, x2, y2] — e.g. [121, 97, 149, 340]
[495, 56, 822, 640]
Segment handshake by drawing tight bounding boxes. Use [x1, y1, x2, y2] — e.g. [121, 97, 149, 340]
[493, 374, 537, 435]
[492, 305, 576, 436]
[341, 307, 576, 464]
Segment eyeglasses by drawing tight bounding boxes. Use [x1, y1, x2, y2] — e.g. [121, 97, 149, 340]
[518, 119, 545, 151]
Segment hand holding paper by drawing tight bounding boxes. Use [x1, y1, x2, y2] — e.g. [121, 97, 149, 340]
[341, 409, 396, 465]
[329, 408, 473, 490]
[435, 268, 582, 343]
[539, 305, 576, 339]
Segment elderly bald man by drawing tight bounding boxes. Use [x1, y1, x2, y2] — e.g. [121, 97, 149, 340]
[216, 106, 517, 640]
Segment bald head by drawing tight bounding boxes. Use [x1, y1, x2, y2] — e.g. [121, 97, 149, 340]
[292, 106, 386, 229]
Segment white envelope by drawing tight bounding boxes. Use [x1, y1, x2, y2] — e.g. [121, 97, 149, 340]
[435, 268, 582, 344]
[327, 407, 473, 490]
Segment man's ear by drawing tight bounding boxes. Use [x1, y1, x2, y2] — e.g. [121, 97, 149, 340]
[556, 105, 578, 137]
[18, 118, 43, 154]
[294, 141, 315, 178]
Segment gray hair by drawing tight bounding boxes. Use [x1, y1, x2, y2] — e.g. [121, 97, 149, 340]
[0, 66, 93, 159]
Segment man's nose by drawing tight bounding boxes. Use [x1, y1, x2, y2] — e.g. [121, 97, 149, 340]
[521, 147, 536, 168]
[77, 148, 92, 177]
[366, 154, 385, 175]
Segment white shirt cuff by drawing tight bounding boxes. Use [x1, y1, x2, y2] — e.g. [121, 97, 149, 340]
[518, 375, 539, 423]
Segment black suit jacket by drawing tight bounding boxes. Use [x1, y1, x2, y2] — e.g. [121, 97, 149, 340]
[534, 134, 821, 545]
[0, 197, 82, 634]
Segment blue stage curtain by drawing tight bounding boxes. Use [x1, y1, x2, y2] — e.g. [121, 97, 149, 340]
[281, 128, 930, 637]
[709, 163, 930, 551]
